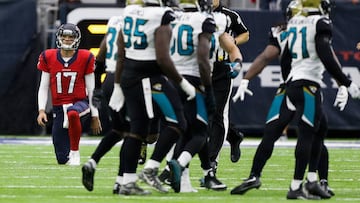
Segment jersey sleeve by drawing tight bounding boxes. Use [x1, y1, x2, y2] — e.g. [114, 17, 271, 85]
[85, 52, 95, 75]
[229, 11, 248, 35]
[37, 51, 49, 72]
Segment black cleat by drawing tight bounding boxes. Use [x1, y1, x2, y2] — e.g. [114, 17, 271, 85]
[119, 182, 151, 196]
[226, 128, 244, 163]
[231, 175, 261, 195]
[138, 142, 147, 165]
[158, 168, 171, 185]
[82, 161, 96, 191]
[320, 179, 335, 196]
[287, 184, 320, 200]
[305, 180, 331, 199]
[204, 169, 227, 191]
[113, 182, 121, 194]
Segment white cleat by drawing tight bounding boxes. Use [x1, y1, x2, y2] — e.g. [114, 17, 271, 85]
[67, 150, 80, 166]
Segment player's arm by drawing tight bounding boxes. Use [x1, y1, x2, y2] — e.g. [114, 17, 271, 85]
[85, 73, 102, 134]
[315, 18, 351, 87]
[244, 45, 280, 80]
[37, 71, 50, 127]
[234, 31, 249, 45]
[198, 17, 216, 86]
[94, 36, 107, 89]
[219, 32, 243, 62]
[230, 11, 249, 45]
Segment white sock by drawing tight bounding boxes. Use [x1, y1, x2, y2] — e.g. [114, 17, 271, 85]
[290, 179, 303, 190]
[116, 176, 123, 185]
[144, 159, 160, 169]
[203, 168, 211, 176]
[123, 173, 138, 185]
[307, 172, 317, 182]
[88, 158, 97, 168]
[177, 151, 192, 168]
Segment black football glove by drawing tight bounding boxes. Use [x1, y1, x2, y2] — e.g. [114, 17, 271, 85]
[204, 85, 216, 117]
[92, 88, 103, 109]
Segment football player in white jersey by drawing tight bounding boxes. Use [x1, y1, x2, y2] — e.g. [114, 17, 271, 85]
[109, 0, 196, 195]
[81, 15, 128, 193]
[139, 0, 218, 193]
[283, 0, 359, 199]
[231, 0, 334, 197]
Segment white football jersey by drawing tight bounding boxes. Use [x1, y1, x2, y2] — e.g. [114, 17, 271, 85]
[122, 5, 173, 60]
[105, 15, 123, 73]
[286, 14, 326, 84]
[210, 12, 229, 65]
[171, 11, 213, 77]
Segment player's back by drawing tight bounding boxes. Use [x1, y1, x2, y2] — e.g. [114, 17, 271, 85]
[171, 11, 212, 77]
[105, 16, 123, 72]
[286, 14, 326, 84]
[122, 5, 173, 61]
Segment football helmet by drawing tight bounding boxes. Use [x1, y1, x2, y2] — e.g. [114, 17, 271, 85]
[302, 0, 331, 15]
[56, 23, 81, 50]
[179, 0, 211, 12]
[286, 0, 303, 20]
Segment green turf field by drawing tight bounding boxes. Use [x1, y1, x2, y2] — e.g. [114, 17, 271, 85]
[0, 136, 359, 203]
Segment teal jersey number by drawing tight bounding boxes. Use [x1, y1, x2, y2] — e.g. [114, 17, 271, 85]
[123, 16, 148, 49]
[106, 27, 118, 61]
[288, 26, 309, 59]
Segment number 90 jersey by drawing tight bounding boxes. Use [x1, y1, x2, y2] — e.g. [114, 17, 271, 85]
[122, 5, 175, 61]
[171, 11, 216, 77]
[286, 14, 330, 84]
[105, 15, 123, 73]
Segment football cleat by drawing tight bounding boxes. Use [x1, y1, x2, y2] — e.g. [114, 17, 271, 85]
[113, 182, 121, 194]
[304, 180, 331, 199]
[287, 184, 321, 200]
[320, 179, 335, 196]
[81, 160, 96, 191]
[138, 168, 168, 193]
[168, 159, 183, 193]
[230, 175, 261, 195]
[204, 169, 227, 191]
[119, 182, 151, 196]
[67, 150, 80, 166]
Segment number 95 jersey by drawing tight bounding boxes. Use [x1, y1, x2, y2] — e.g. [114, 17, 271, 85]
[122, 5, 175, 61]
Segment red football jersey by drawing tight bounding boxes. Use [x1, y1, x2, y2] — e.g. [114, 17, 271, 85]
[37, 49, 95, 106]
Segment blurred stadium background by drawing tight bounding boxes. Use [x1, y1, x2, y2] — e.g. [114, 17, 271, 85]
[0, 0, 359, 138]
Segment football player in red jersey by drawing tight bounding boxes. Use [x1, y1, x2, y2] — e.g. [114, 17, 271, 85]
[37, 23, 102, 166]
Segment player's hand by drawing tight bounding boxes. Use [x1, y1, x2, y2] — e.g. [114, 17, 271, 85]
[91, 116, 102, 135]
[109, 83, 125, 112]
[232, 79, 253, 102]
[92, 88, 103, 109]
[37, 110, 48, 127]
[226, 60, 242, 79]
[180, 78, 196, 100]
[347, 82, 360, 99]
[334, 86, 348, 111]
[204, 85, 216, 117]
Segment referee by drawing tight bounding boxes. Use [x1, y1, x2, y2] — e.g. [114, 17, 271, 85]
[208, 0, 249, 170]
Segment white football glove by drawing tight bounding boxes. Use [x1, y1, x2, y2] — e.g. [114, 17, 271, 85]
[232, 79, 253, 102]
[347, 82, 360, 99]
[180, 78, 196, 100]
[109, 83, 125, 112]
[333, 85, 348, 111]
